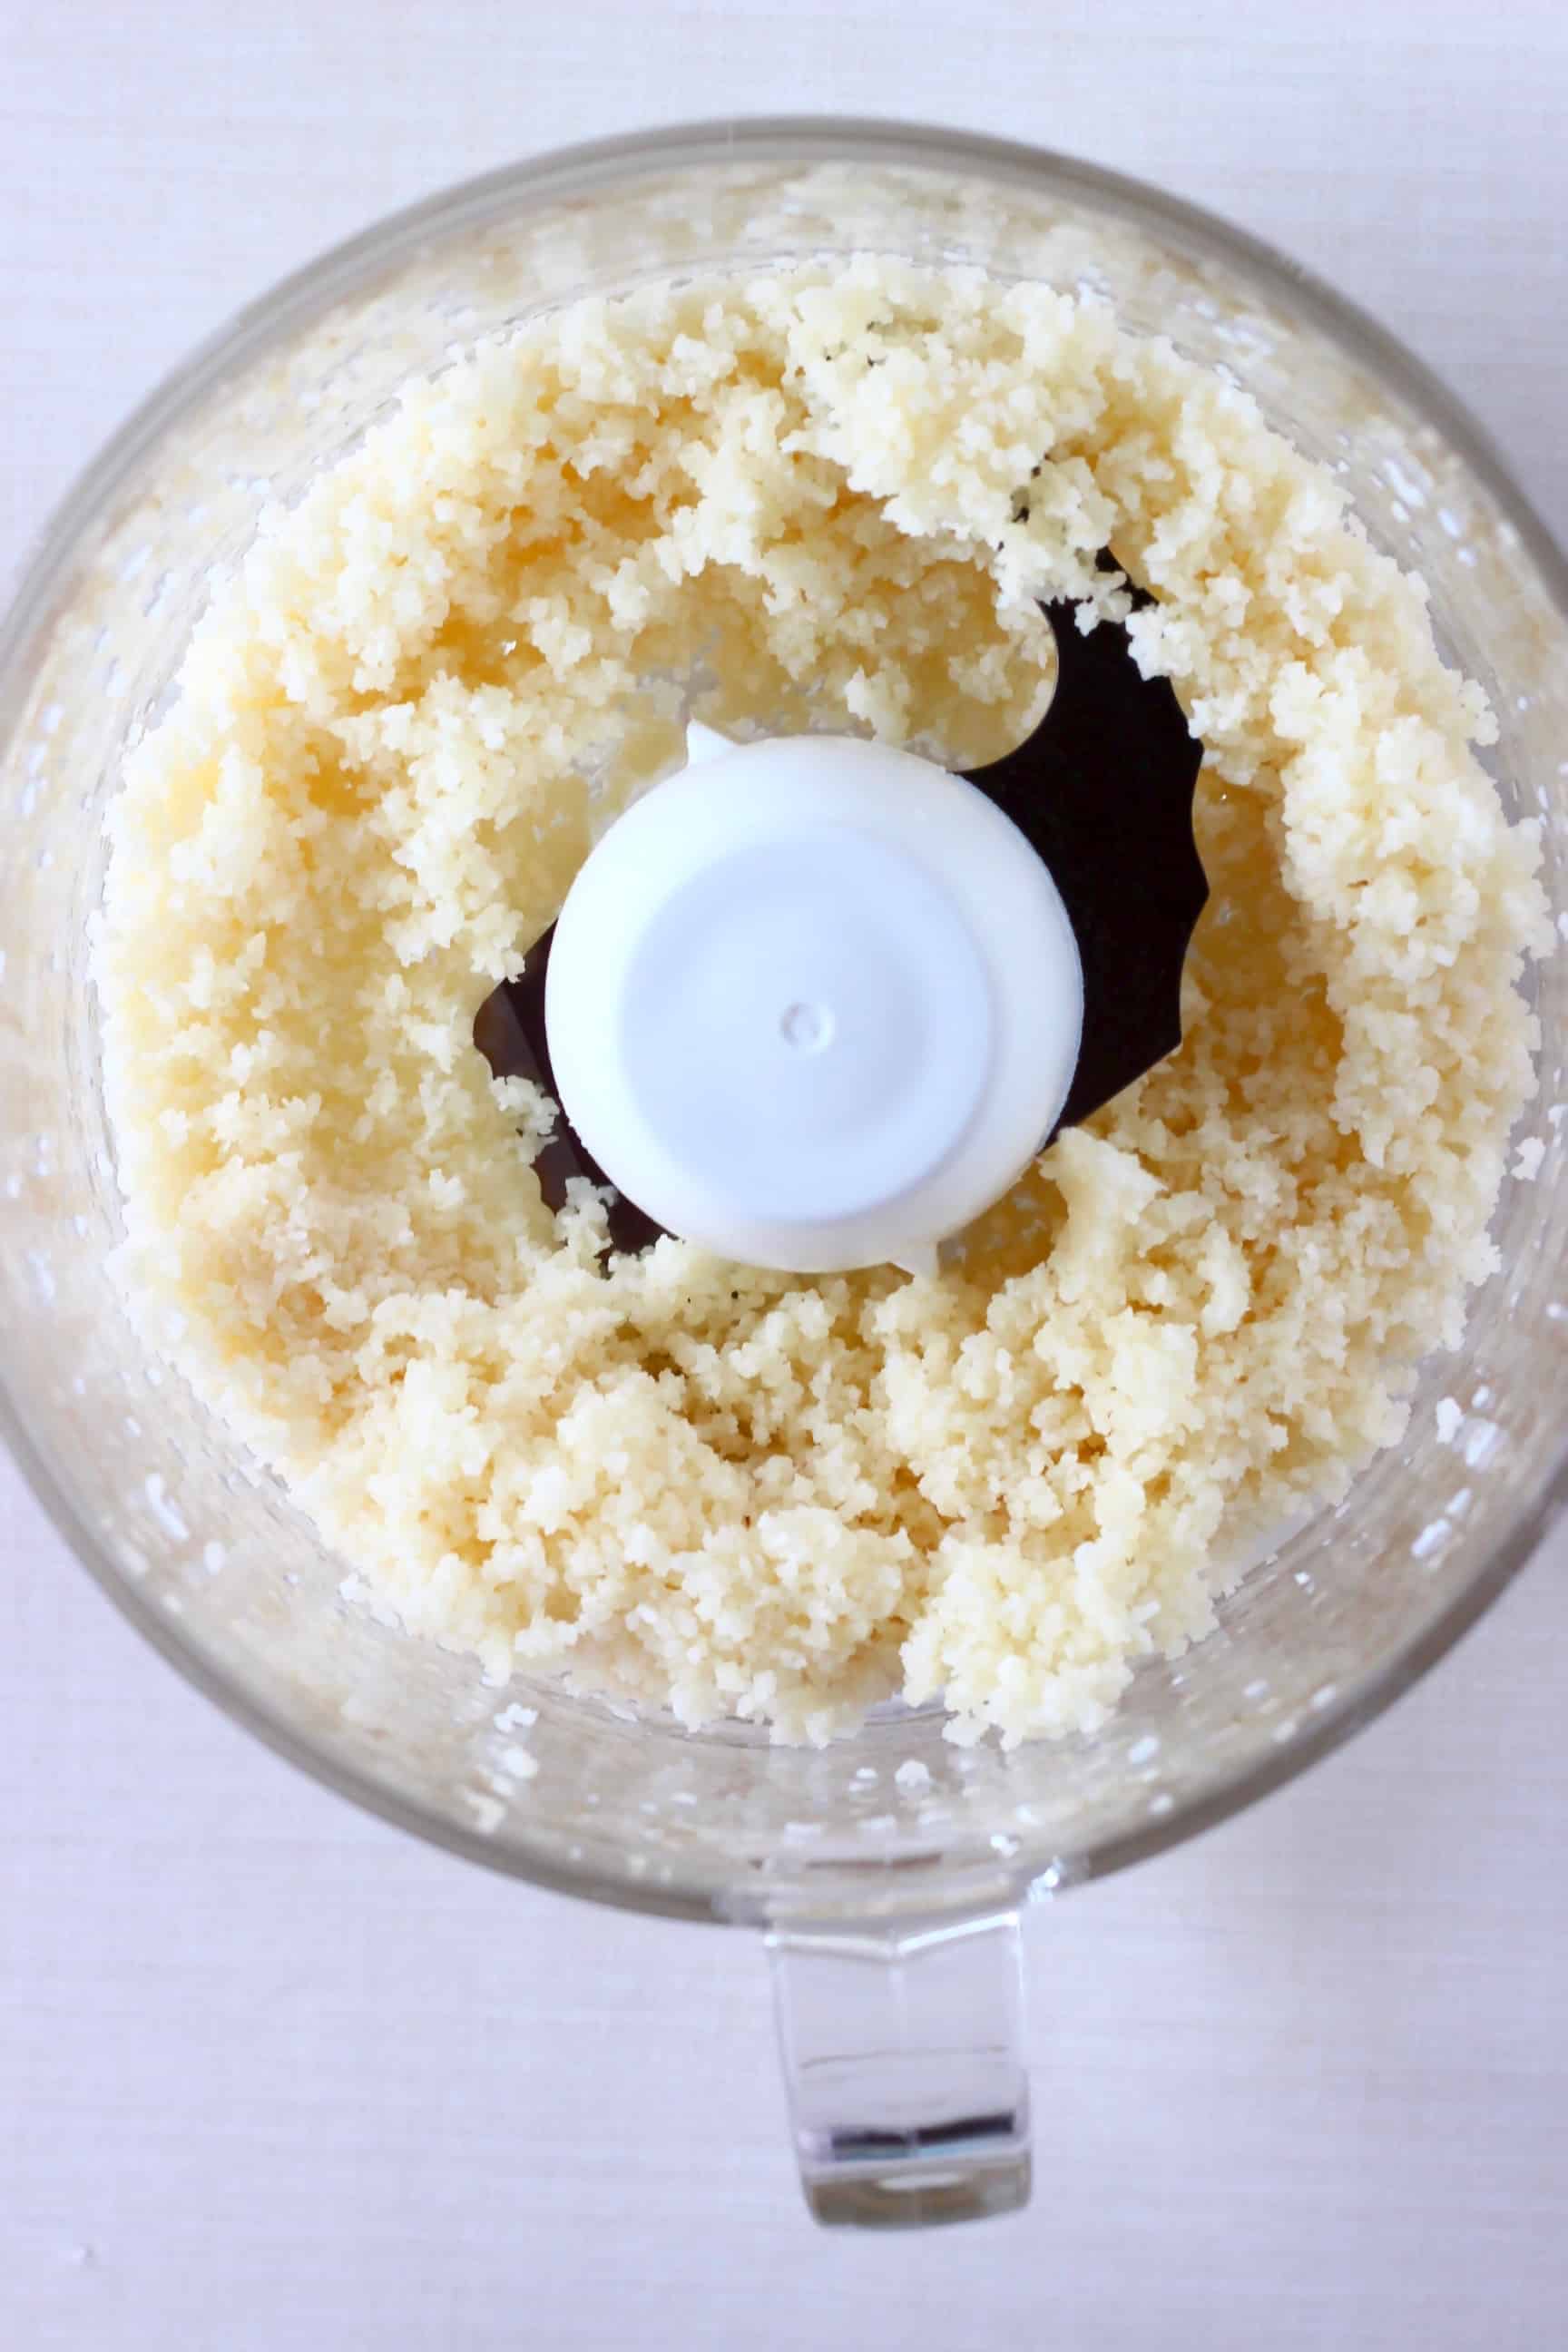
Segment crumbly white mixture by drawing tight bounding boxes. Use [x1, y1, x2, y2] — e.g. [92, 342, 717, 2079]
[98, 260, 1548, 1745]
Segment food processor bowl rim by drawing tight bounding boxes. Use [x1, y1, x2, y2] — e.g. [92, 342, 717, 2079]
[3, 114, 1565, 1927]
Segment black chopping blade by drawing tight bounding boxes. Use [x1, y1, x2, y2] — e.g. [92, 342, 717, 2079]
[474, 564, 1207, 1259]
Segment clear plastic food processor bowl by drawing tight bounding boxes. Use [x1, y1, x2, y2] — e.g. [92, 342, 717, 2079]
[2, 122, 1565, 2230]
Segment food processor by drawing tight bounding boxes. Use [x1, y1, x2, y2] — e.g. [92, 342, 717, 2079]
[1, 120, 1564, 2230]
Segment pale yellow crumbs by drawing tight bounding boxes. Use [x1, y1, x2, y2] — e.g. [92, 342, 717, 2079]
[99, 260, 1548, 1745]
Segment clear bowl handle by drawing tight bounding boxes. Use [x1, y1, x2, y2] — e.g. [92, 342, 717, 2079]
[767, 1906, 1031, 2228]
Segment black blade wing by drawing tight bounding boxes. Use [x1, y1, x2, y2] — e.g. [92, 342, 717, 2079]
[960, 575, 1207, 1134]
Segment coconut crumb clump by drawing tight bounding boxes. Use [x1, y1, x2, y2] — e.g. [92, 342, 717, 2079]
[98, 260, 1548, 1746]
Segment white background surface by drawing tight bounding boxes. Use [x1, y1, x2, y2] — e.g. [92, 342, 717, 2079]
[2, 5, 1565, 2347]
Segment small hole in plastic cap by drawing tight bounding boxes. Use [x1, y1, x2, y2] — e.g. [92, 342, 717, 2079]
[779, 1000, 835, 1054]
